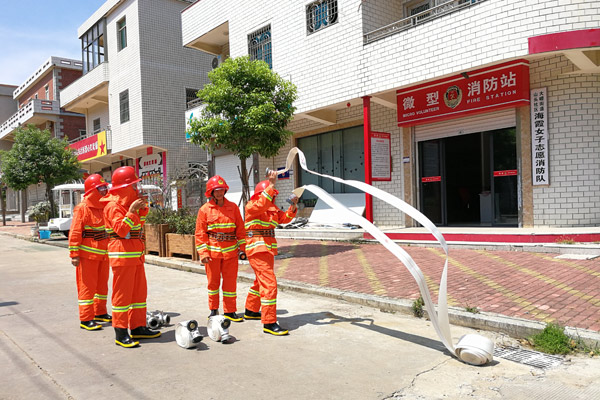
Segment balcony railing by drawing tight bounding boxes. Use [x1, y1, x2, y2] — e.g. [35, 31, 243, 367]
[364, 0, 485, 44]
[0, 99, 60, 139]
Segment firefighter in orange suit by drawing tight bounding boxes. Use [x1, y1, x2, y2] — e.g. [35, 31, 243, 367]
[195, 176, 246, 322]
[69, 174, 111, 331]
[244, 170, 297, 335]
[102, 166, 159, 348]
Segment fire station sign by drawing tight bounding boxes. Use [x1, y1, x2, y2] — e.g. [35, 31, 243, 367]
[531, 88, 549, 185]
[397, 60, 530, 126]
[69, 131, 108, 162]
[137, 151, 166, 186]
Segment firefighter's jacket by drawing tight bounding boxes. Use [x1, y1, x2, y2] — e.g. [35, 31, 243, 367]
[195, 198, 246, 260]
[101, 192, 148, 266]
[244, 185, 296, 257]
[69, 193, 108, 260]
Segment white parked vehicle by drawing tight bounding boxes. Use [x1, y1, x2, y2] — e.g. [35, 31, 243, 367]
[48, 183, 163, 237]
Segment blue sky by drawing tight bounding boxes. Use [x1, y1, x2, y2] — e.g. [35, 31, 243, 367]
[0, 1, 106, 85]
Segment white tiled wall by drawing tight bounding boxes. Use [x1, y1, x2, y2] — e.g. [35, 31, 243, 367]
[529, 55, 600, 227]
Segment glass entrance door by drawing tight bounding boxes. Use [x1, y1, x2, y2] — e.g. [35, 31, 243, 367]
[418, 127, 518, 227]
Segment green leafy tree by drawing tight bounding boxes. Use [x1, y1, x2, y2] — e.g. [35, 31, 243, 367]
[0, 125, 81, 218]
[187, 56, 297, 206]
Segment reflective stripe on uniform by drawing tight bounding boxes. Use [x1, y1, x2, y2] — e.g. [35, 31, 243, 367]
[245, 241, 277, 251]
[112, 302, 146, 313]
[108, 251, 143, 259]
[245, 219, 278, 229]
[94, 293, 107, 300]
[222, 291, 236, 298]
[79, 245, 108, 255]
[206, 244, 240, 253]
[78, 299, 94, 306]
[261, 298, 276, 306]
[261, 191, 273, 201]
[207, 222, 236, 230]
[69, 246, 79, 251]
[123, 217, 134, 228]
[131, 302, 146, 310]
[208, 289, 219, 296]
[248, 288, 260, 297]
[84, 225, 106, 231]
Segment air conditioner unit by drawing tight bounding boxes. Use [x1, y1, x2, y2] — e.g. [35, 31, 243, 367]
[211, 55, 222, 69]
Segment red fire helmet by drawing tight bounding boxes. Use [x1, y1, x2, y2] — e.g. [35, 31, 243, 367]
[84, 174, 108, 196]
[205, 175, 229, 198]
[110, 166, 141, 192]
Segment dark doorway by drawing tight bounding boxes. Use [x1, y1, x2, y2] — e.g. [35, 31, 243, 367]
[418, 127, 517, 227]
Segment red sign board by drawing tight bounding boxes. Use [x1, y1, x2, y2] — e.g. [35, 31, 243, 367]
[493, 169, 518, 177]
[69, 131, 107, 162]
[421, 176, 441, 183]
[397, 60, 530, 126]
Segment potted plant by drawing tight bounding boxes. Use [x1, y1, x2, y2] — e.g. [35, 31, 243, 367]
[27, 201, 53, 237]
[164, 208, 199, 261]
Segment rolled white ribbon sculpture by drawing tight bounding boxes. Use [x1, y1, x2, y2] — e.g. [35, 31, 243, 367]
[279, 147, 494, 365]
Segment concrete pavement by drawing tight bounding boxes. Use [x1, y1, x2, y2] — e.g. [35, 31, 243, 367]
[1, 235, 600, 400]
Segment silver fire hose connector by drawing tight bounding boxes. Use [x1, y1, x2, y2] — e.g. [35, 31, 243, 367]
[146, 310, 171, 329]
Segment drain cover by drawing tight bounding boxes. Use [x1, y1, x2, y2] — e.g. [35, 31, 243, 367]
[494, 345, 563, 369]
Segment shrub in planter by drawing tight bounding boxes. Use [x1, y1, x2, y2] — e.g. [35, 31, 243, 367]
[163, 208, 199, 260]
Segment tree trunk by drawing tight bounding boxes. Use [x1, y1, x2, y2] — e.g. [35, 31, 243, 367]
[1, 186, 6, 226]
[20, 190, 26, 223]
[238, 156, 250, 214]
[46, 185, 56, 219]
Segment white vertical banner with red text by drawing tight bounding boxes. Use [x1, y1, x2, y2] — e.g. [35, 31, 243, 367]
[531, 88, 549, 185]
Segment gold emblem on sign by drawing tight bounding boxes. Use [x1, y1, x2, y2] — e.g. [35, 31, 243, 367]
[444, 85, 462, 109]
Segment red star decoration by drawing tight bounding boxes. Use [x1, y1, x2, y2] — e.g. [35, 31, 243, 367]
[99, 141, 106, 154]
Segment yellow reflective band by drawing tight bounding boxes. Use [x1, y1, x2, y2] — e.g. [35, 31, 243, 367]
[208, 289, 219, 295]
[108, 252, 143, 259]
[249, 289, 260, 297]
[262, 191, 273, 201]
[123, 217, 134, 228]
[261, 299, 276, 305]
[246, 241, 278, 250]
[112, 304, 131, 313]
[69, 246, 79, 251]
[222, 291, 236, 297]
[244, 219, 278, 229]
[78, 299, 94, 305]
[131, 302, 146, 309]
[207, 223, 236, 230]
[84, 225, 105, 231]
[94, 294, 107, 300]
[80, 245, 108, 255]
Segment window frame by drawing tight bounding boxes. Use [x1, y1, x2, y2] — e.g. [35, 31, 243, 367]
[81, 19, 106, 74]
[93, 118, 101, 134]
[119, 90, 130, 124]
[117, 17, 127, 51]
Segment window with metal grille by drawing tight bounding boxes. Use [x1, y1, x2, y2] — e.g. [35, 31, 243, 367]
[306, 0, 338, 35]
[248, 25, 272, 69]
[119, 90, 129, 124]
[117, 17, 127, 51]
[408, 1, 431, 21]
[93, 118, 101, 134]
[186, 88, 200, 107]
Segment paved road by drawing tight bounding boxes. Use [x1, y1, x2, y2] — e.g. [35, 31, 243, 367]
[1, 235, 599, 400]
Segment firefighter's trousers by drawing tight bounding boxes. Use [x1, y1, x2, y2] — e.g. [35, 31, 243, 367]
[76, 257, 109, 321]
[111, 263, 147, 329]
[206, 257, 239, 313]
[245, 252, 277, 324]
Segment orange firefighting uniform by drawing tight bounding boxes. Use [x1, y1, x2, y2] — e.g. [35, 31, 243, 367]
[244, 185, 296, 324]
[195, 198, 246, 313]
[69, 191, 109, 322]
[101, 190, 149, 330]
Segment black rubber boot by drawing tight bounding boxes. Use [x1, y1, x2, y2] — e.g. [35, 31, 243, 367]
[94, 314, 112, 322]
[80, 320, 102, 331]
[207, 309, 219, 319]
[114, 328, 139, 348]
[263, 322, 289, 336]
[130, 326, 161, 339]
[244, 309, 261, 320]
[224, 312, 243, 322]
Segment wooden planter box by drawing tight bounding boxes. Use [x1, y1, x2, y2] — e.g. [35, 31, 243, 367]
[165, 233, 198, 261]
[145, 224, 171, 257]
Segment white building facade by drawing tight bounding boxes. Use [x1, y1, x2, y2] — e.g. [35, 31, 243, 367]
[62, 0, 213, 207]
[181, 0, 600, 228]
